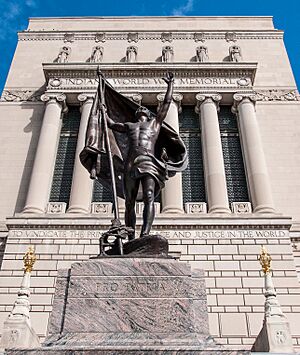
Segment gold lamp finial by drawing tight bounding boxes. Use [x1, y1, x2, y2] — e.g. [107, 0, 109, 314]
[23, 246, 36, 273]
[259, 246, 272, 274]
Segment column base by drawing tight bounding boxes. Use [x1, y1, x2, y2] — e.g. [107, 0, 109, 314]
[67, 205, 90, 214]
[22, 206, 45, 214]
[253, 205, 276, 214]
[161, 206, 185, 214]
[208, 205, 231, 214]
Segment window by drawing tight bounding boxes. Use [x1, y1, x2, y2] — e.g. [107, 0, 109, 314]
[49, 107, 80, 204]
[219, 106, 249, 203]
[179, 106, 206, 203]
[92, 181, 112, 202]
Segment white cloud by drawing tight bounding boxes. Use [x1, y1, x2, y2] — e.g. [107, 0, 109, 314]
[0, 0, 37, 40]
[4, 3, 21, 20]
[171, 0, 194, 16]
[25, 0, 37, 8]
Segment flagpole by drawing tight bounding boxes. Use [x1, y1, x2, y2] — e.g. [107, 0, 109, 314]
[97, 68, 120, 222]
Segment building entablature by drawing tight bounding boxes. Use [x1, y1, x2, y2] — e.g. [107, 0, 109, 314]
[42, 62, 257, 104]
[18, 30, 284, 42]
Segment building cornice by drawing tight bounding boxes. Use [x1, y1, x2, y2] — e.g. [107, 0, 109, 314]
[18, 30, 284, 42]
[42, 62, 257, 80]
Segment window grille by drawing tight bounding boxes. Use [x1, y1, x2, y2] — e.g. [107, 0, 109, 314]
[49, 107, 80, 204]
[179, 106, 206, 203]
[219, 106, 249, 203]
[92, 181, 112, 202]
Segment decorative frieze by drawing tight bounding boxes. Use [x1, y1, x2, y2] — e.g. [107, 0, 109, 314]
[255, 89, 300, 101]
[0, 90, 42, 102]
[231, 202, 252, 214]
[185, 202, 207, 214]
[91, 202, 113, 214]
[46, 202, 67, 214]
[3, 88, 299, 103]
[64, 33, 75, 43]
[127, 32, 139, 43]
[161, 32, 173, 43]
[194, 32, 205, 42]
[225, 32, 237, 42]
[18, 31, 284, 42]
[95, 32, 106, 43]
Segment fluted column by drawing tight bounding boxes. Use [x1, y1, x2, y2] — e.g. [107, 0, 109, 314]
[67, 94, 94, 213]
[196, 93, 230, 214]
[23, 93, 67, 213]
[233, 94, 275, 213]
[157, 93, 184, 214]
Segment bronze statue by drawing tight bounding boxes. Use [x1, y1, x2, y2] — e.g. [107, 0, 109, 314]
[105, 72, 175, 238]
[80, 70, 187, 253]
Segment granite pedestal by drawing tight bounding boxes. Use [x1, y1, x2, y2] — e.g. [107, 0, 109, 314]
[4, 257, 250, 354]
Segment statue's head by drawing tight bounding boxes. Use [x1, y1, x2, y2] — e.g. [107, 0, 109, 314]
[135, 106, 151, 122]
[230, 45, 240, 53]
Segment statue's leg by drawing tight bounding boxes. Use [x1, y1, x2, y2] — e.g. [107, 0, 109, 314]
[124, 174, 139, 240]
[140, 175, 156, 237]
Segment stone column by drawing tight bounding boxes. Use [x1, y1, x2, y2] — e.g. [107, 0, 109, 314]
[157, 93, 184, 214]
[23, 93, 67, 213]
[67, 94, 94, 213]
[233, 94, 275, 213]
[196, 93, 230, 214]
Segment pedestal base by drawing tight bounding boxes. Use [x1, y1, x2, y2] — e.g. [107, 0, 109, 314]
[4, 345, 249, 354]
[4, 258, 250, 354]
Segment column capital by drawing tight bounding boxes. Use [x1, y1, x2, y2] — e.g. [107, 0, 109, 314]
[156, 93, 183, 112]
[77, 93, 95, 113]
[40, 93, 67, 113]
[122, 92, 143, 105]
[232, 92, 257, 113]
[195, 93, 222, 113]
[77, 93, 95, 103]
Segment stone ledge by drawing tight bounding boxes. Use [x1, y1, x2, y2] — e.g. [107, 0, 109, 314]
[4, 346, 251, 355]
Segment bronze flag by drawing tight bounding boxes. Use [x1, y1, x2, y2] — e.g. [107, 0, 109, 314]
[79, 75, 188, 201]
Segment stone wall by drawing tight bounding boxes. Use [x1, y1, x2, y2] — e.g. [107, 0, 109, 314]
[0, 215, 299, 351]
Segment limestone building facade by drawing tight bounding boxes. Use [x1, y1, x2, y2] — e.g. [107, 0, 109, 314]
[0, 16, 300, 350]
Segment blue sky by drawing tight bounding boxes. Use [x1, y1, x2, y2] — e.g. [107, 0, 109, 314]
[0, 0, 300, 94]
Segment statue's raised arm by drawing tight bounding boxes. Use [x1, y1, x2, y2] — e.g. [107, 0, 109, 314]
[156, 72, 174, 125]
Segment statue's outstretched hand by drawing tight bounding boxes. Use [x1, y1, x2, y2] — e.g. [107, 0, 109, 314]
[162, 72, 174, 84]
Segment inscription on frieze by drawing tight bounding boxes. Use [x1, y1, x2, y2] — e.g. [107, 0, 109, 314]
[48, 76, 252, 90]
[10, 228, 288, 239]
